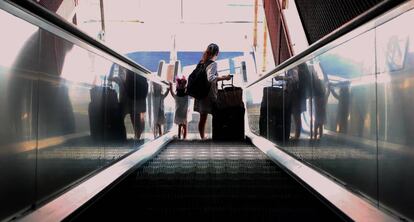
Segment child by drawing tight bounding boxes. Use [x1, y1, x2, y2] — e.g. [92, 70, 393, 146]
[169, 76, 189, 139]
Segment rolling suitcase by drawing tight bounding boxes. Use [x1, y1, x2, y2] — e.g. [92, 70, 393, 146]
[89, 78, 126, 143]
[212, 77, 245, 141]
[259, 78, 292, 142]
[212, 106, 245, 141]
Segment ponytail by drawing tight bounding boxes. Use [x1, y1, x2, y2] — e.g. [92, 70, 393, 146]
[201, 43, 219, 63]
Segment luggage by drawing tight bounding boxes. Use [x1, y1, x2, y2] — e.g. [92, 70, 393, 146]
[216, 77, 243, 109]
[212, 77, 245, 141]
[89, 77, 126, 143]
[259, 78, 292, 142]
[212, 106, 245, 141]
[187, 60, 214, 100]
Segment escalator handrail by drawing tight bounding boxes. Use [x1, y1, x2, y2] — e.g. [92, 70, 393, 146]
[6, 0, 168, 86]
[246, 0, 406, 88]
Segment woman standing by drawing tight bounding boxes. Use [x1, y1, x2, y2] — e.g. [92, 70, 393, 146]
[193, 43, 231, 139]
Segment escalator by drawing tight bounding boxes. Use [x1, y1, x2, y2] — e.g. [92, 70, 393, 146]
[71, 140, 343, 221]
[1, 0, 410, 221]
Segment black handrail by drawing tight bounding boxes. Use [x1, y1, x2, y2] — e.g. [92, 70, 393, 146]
[246, 0, 407, 88]
[6, 0, 159, 80]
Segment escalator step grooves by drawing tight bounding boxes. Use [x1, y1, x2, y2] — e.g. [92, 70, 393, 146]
[72, 140, 342, 221]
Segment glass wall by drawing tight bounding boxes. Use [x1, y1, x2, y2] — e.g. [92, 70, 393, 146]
[376, 8, 414, 219]
[0, 7, 172, 221]
[246, 5, 414, 221]
[310, 29, 378, 201]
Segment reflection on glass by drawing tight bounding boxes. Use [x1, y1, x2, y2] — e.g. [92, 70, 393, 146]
[108, 64, 133, 140]
[256, 62, 312, 144]
[247, 27, 379, 219]
[309, 62, 327, 140]
[0, 10, 39, 220]
[289, 63, 311, 140]
[123, 69, 148, 140]
[258, 74, 291, 143]
[0, 3, 176, 220]
[152, 82, 169, 138]
[88, 65, 126, 144]
[319, 31, 375, 78]
[311, 30, 378, 203]
[36, 30, 98, 201]
[376, 8, 414, 220]
[377, 9, 414, 74]
[326, 80, 350, 134]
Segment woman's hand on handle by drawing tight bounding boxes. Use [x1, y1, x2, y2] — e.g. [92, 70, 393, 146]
[218, 75, 232, 81]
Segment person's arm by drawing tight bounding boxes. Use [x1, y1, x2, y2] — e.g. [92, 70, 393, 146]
[162, 85, 169, 98]
[217, 75, 232, 81]
[329, 82, 340, 99]
[107, 65, 119, 85]
[169, 82, 176, 98]
[207, 62, 231, 82]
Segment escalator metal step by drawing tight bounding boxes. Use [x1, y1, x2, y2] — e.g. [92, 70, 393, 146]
[72, 140, 343, 221]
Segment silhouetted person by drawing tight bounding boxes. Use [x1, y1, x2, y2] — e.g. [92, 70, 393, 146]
[330, 81, 350, 133]
[124, 69, 149, 140]
[152, 82, 169, 138]
[312, 76, 327, 140]
[289, 64, 310, 139]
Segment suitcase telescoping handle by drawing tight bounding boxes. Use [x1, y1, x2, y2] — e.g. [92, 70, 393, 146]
[103, 76, 115, 89]
[220, 75, 234, 89]
[271, 76, 285, 88]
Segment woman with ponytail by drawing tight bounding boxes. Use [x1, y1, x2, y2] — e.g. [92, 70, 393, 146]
[194, 43, 231, 139]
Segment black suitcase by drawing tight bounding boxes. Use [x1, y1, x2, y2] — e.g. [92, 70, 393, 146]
[212, 78, 245, 141]
[259, 81, 292, 142]
[212, 106, 245, 140]
[89, 80, 126, 143]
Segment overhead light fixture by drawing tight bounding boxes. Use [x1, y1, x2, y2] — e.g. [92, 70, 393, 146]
[84, 19, 144, 23]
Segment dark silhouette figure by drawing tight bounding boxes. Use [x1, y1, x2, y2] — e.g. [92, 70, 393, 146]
[290, 64, 311, 139]
[152, 82, 169, 138]
[124, 69, 149, 140]
[312, 75, 327, 140]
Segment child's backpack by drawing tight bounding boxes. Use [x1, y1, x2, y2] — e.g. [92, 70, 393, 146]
[176, 76, 187, 97]
[187, 60, 214, 100]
